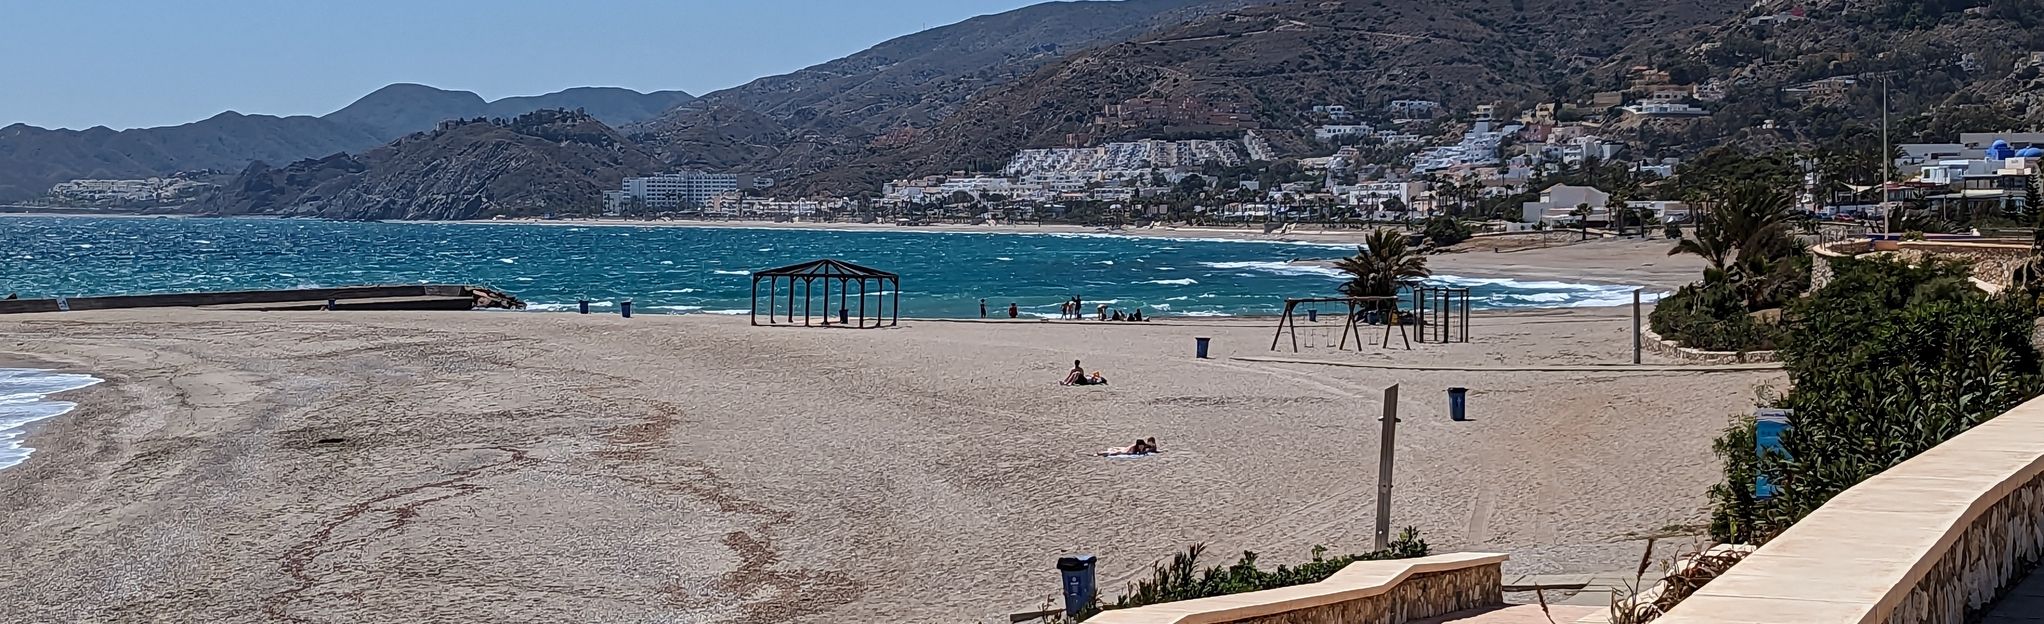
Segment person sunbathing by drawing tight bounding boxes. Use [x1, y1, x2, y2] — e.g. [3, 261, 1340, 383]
[1062, 360, 1087, 385]
[1101, 437, 1159, 456]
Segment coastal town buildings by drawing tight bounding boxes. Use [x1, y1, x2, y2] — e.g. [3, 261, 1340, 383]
[1411, 121, 1523, 173]
[47, 177, 212, 206]
[603, 170, 763, 212]
[1520, 184, 1610, 224]
[1623, 102, 1710, 117]
[1002, 138, 1246, 177]
[1334, 181, 1426, 212]
[1315, 124, 1375, 142]
[1386, 99, 1441, 118]
[701, 196, 850, 220]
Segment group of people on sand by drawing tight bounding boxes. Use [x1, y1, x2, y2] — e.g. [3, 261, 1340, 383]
[1055, 296, 1147, 322]
[1059, 364, 1163, 458]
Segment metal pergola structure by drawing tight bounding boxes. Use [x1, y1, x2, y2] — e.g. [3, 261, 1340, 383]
[749, 259, 899, 328]
[1270, 295, 1411, 352]
[1410, 286, 1471, 344]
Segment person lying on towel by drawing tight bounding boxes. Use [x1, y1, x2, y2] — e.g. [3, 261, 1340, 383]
[1100, 437, 1159, 456]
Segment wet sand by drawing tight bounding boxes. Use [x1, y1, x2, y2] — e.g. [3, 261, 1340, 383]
[0, 296, 1772, 622]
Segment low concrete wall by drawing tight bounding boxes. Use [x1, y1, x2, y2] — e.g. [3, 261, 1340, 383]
[0, 285, 481, 314]
[1085, 553, 1505, 624]
[1657, 395, 2044, 623]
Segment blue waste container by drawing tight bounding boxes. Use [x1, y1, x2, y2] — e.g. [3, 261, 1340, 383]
[620, 300, 633, 318]
[1194, 336, 1212, 359]
[578, 299, 590, 315]
[1307, 308, 1318, 322]
[1058, 555, 1098, 617]
[1755, 410, 1791, 499]
[839, 308, 850, 325]
[1448, 387, 1468, 421]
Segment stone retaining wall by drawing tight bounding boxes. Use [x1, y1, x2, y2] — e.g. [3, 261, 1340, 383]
[1639, 325, 1779, 365]
[1811, 240, 2027, 293]
[1085, 553, 1505, 624]
[1656, 394, 2044, 623]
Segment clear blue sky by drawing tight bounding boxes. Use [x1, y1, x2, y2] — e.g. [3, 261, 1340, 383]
[0, 0, 1045, 130]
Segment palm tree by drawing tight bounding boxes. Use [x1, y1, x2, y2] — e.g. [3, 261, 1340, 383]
[1669, 183, 1802, 308]
[1571, 203, 1593, 240]
[1335, 229, 1431, 299]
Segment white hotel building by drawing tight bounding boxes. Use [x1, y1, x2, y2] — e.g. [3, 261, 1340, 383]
[603, 171, 753, 212]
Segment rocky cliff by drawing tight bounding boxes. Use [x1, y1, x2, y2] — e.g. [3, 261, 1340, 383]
[186, 109, 658, 220]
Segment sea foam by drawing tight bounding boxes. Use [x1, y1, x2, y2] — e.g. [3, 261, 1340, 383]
[0, 369, 102, 472]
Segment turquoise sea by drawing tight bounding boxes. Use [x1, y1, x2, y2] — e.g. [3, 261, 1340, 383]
[1, 215, 1647, 317]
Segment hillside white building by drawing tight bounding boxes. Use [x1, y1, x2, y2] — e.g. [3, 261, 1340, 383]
[1521, 184, 1610, 224]
[604, 170, 758, 212]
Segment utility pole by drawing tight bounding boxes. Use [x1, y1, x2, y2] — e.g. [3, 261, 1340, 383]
[1882, 75, 1892, 234]
[1373, 384, 1401, 551]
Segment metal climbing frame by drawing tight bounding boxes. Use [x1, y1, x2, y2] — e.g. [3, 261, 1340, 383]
[1409, 286, 1471, 344]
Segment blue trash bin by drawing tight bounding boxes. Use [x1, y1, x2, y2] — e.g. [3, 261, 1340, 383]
[1307, 308, 1318, 322]
[578, 299, 590, 315]
[1194, 336, 1212, 359]
[1057, 555, 1098, 617]
[620, 300, 633, 318]
[1448, 387, 1468, 421]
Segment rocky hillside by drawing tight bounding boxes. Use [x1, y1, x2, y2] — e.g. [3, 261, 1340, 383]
[1589, 0, 2044, 154]
[0, 85, 690, 203]
[787, 0, 1746, 193]
[634, 0, 1251, 182]
[186, 109, 658, 220]
[0, 113, 383, 201]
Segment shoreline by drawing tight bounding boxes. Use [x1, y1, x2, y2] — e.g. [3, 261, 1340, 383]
[0, 367, 103, 472]
[442, 216, 1386, 247]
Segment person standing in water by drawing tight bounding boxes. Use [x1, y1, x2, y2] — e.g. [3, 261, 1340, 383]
[1008, 302, 1020, 319]
[980, 299, 988, 319]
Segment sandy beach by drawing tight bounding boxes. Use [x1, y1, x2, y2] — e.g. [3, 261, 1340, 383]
[0, 264, 1775, 623]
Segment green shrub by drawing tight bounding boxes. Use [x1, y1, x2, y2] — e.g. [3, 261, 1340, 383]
[1649, 283, 1785, 352]
[1706, 256, 2043, 543]
[1081, 529, 1429, 620]
[1421, 216, 1473, 247]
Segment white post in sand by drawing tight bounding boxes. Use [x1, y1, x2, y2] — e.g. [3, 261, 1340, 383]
[1374, 384, 1399, 551]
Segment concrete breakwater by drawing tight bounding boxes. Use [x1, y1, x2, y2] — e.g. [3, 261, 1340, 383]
[0, 285, 523, 314]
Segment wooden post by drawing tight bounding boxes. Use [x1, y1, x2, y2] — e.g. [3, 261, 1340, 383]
[1374, 384, 1400, 551]
[1633, 289, 1643, 365]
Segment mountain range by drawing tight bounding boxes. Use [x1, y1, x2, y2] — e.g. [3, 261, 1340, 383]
[0, 85, 692, 201]
[179, 0, 1245, 219]
[18, 0, 2044, 218]
[794, 0, 1750, 193]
